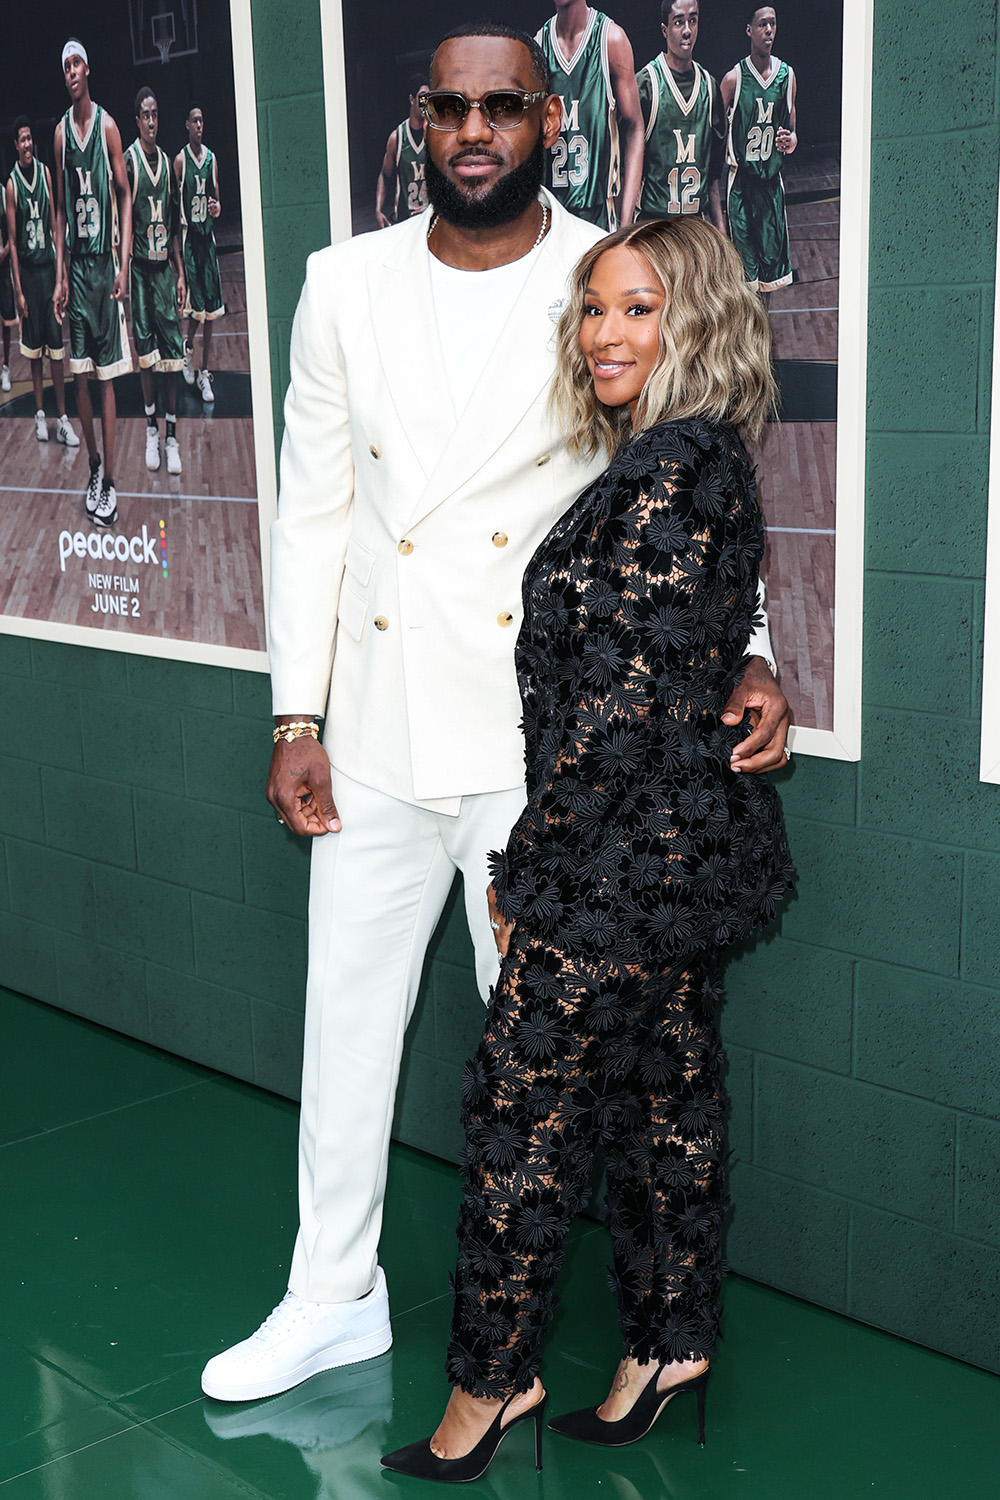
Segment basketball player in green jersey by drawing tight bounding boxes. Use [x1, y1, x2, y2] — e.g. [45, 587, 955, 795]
[375, 77, 429, 227]
[535, 0, 644, 229]
[175, 105, 224, 404]
[54, 39, 133, 529]
[4, 116, 79, 445]
[127, 88, 185, 475]
[637, 0, 726, 232]
[721, 5, 797, 293]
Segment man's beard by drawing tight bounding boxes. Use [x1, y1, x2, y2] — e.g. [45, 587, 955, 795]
[425, 135, 546, 231]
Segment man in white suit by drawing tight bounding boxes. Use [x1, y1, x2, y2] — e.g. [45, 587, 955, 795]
[201, 21, 789, 1403]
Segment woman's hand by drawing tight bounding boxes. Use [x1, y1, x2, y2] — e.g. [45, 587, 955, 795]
[487, 884, 514, 958]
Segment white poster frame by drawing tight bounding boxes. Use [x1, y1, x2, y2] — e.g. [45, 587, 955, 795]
[317, 0, 872, 759]
[0, 0, 275, 672]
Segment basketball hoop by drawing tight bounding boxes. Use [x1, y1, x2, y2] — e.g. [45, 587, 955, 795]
[152, 11, 175, 64]
[130, 0, 197, 68]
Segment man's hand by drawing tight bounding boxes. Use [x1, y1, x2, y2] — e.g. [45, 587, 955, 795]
[266, 733, 342, 835]
[208, 196, 221, 219]
[16, 288, 27, 320]
[111, 265, 128, 302]
[375, 209, 392, 229]
[723, 656, 791, 773]
[487, 883, 514, 959]
[176, 273, 187, 314]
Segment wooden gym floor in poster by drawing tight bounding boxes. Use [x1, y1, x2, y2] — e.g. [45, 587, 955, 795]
[0, 0, 273, 668]
[327, 0, 870, 757]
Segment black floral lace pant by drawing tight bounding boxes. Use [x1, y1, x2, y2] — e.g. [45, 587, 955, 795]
[445, 932, 729, 1397]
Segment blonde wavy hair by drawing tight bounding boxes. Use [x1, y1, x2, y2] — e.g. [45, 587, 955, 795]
[550, 217, 778, 458]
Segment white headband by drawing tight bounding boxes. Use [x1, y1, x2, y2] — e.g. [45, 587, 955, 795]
[61, 39, 88, 69]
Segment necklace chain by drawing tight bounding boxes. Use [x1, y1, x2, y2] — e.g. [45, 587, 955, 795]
[428, 196, 550, 253]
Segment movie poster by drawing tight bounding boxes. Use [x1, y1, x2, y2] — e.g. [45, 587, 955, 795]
[0, 0, 274, 668]
[320, 0, 871, 757]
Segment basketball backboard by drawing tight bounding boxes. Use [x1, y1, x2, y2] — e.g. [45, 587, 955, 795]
[129, 0, 199, 65]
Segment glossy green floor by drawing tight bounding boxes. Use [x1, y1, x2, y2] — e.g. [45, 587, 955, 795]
[3, 988, 998, 1499]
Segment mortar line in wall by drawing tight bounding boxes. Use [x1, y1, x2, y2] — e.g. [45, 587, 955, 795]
[871, 124, 999, 147]
[845, 1204, 854, 1315]
[867, 427, 981, 440]
[849, 960, 858, 1078]
[742, 1162, 1000, 1252]
[868, 281, 991, 294]
[957, 851, 966, 982]
[259, 89, 326, 107]
[787, 808, 990, 858]
[753, 1048, 1000, 1120]
[791, 810, 983, 858]
[749, 1049, 757, 1165]
[859, 700, 976, 725]
[754, 930, 968, 980]
[864, 568, 985, 585]
[952, 1111, 962, 1235]
[976, 284, 990, 434]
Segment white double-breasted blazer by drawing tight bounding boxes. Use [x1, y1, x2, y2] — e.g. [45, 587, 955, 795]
[268, 193, 607, 805]
[268, 193, 773, 806]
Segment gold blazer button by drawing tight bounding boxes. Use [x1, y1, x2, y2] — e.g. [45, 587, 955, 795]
[374, 615, 388, 631]
[398, 539, 414, 555]
[492, 532, 508, 548]
[535, 454, 551, 466]
[497, 611, 513, 627]
[369, 444, 381, 459]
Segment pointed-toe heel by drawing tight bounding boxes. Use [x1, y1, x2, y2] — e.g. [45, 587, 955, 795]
[548, 1363, 709, 1449]
[381, 1389, 547, 1483]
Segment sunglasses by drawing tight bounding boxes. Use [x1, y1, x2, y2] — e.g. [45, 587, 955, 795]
[418, 89, 548, 131]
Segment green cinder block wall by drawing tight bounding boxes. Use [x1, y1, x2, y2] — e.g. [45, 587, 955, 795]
[2, 0, 1000, 1374]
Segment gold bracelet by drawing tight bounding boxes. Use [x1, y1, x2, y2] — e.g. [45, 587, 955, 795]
[273, 720, 320, 745]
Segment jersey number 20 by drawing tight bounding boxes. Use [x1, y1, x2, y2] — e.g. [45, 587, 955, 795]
[745, 125, 775, 163]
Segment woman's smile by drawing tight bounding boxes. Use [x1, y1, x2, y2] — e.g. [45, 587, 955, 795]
[578, 245, 666, 420]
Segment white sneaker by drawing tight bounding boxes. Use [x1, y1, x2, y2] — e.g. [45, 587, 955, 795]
[57, 413, 80, 446]
[84, 460, 103, 516]
[165, 435, 182, 475]
[1, 365, 9, 392]
[35, 410, 48, 442]
[197, 368, 215, 403]
[145, 425, 160, 471]
[94, 481, 117, 528]
[182, 340, 195, 385]
[200, 1266, 392, 1402]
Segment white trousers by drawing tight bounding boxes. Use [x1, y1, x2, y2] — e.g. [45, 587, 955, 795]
[288, 769, 527, 1303]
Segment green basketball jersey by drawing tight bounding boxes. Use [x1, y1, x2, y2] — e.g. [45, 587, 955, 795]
[394, 120, 427, 220]
[126, 141, 176, 264]
[178, 144, 217, 239]
[727, 56, 792, 187]
[9, 159, 54, 266]
[536, 8, 619, 229]
[61, 103, 116, 257]
[638, 58, 719, 218]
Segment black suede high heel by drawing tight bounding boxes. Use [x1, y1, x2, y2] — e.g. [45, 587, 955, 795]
[380, 1389, 547, 1483]
[548, 1363, 709, 1448]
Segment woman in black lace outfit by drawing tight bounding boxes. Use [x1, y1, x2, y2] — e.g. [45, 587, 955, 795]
[382, 218, 794, 1483]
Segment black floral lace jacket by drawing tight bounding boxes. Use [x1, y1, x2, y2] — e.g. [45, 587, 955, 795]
[490, 417, 794, 966]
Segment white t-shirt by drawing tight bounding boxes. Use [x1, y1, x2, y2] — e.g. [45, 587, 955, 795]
[428, 241, 544, 419]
